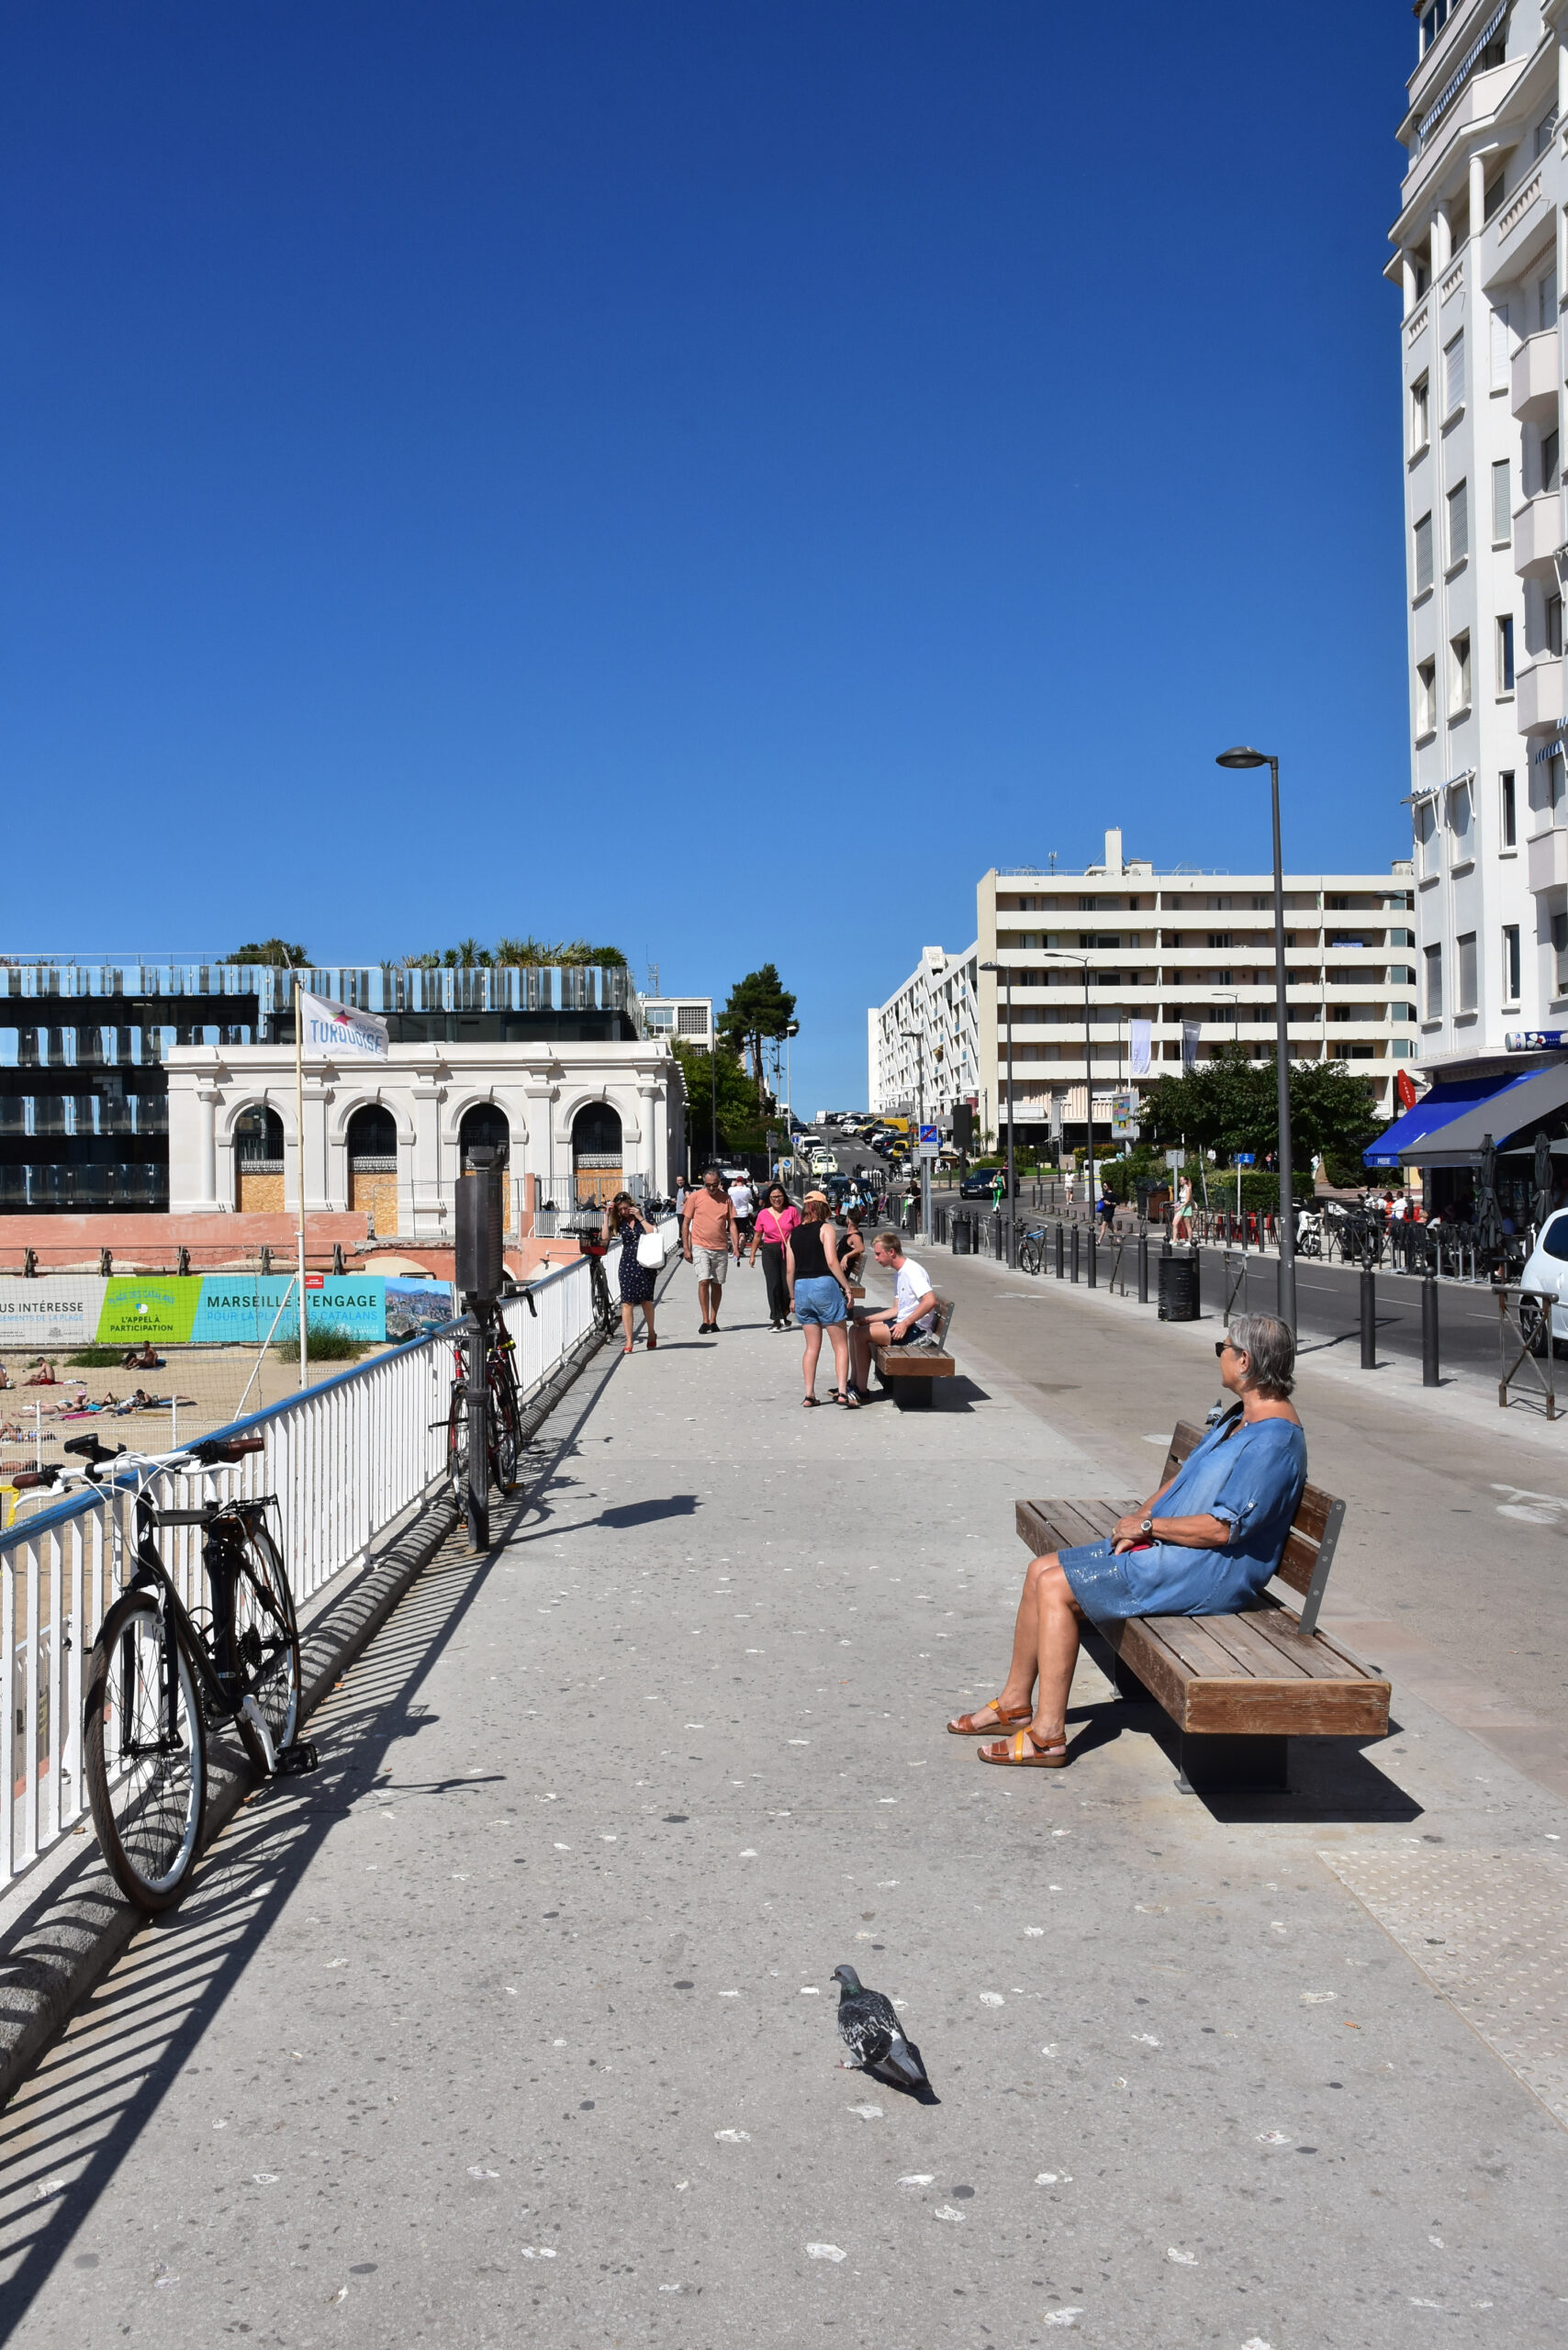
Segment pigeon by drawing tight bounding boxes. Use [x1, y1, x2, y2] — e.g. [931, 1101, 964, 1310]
[831, 1964, 936, 2099]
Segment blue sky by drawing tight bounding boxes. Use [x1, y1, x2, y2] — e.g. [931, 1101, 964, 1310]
[3, 2, 1417, 1109]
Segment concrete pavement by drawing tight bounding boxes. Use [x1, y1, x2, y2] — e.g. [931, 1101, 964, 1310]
[2, 1251, 1566, 2347]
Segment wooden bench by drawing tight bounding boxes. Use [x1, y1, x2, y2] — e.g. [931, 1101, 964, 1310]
[873, 1295, 957, 1410]
[1016, 1419, 1389, 1793]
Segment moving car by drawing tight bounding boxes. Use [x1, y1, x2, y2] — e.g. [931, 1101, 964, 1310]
[959, 1168, 1016, 1199]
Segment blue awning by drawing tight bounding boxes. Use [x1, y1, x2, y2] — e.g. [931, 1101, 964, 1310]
[1362, 1070, 1535, 1169]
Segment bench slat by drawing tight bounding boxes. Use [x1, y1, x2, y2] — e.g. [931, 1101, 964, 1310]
[1233, 1606, 1371, 1681]
[875, 1351, 956, 1378]
[1184, 1609, 1319, 1684]
[1136, 1614, 1260, 1684]
[1111, 1617, 1390, 1735]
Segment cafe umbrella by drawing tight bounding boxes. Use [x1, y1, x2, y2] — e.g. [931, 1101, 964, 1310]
[1475, 1133, 1504, 1258]
[1535, 1128, 1556, 1236]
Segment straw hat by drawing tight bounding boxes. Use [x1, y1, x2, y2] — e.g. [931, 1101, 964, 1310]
[802, 1189, 830, 1207]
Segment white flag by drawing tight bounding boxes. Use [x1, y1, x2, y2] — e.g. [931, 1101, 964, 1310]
[1128, 1019, 1151, 1078]
[298, 990, 389, 1059]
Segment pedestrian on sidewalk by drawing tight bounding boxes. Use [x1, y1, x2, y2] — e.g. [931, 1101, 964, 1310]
[787, 1192, 855, 1405]
[838, 1203, 868, 1290]
[949, 1313, 1305, 1767]
[846, 1230, 936, 1402]
[750, 1181, 801, 1328]
[681, 1165, 741, 1334]
[728, 1170, 757, 1247]
[607, 1192, 660, 1353]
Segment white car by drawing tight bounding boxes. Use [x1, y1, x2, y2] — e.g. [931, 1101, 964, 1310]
[1518, 1210, 1568, 1349]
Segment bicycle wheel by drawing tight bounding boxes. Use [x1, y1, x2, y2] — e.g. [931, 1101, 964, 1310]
[1018, 1238, 1042, 1277]
[446, 1384, 470, 1503]
[84, 1591, 207, 1914]
[489, 1371, 520, 1490]
[230, 1516, 302, 1766]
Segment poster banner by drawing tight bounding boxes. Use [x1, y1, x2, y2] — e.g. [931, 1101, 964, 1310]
[189, 1277, 386, 1343]
[0, 1277, 107, 1348]
[0, 1272, 456, 1348]
[98, 1278, 202, 1345]
[1182, 1020, 1201, 1072]
[1128, 1019, 1152, 1078]
[298, 991, 389, 1059]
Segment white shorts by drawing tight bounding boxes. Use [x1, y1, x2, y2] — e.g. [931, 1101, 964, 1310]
[691, 1246, 730, 1283]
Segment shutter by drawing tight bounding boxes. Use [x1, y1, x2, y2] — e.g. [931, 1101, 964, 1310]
[1449, 480, 1468, 563]
[1445, 329, 1464, 415]
[1415, 513, 1433, 594]
[1493, 458, 1511, 541]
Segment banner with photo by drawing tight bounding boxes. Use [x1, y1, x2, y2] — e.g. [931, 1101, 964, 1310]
[0, 1273, 455, 1348]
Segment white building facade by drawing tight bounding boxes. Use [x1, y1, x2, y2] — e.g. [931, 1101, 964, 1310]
[868, 946, 980, 1125]
[641, 996, 713, 1051]
[973, 832, 1417, 1151]
[1388, 0, 1568, 1073]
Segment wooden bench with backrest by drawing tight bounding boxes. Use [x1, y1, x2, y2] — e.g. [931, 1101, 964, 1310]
[1015, 1419, 1388, 1793]
[874, 1295, 957, 1410]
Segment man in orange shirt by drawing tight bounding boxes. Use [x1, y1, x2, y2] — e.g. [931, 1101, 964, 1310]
[681, 1166, 741, 1334]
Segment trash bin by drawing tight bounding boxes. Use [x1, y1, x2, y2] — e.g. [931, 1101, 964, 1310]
[1158, 1250, 1199, 1322]
[951, 1214, 972, 1256]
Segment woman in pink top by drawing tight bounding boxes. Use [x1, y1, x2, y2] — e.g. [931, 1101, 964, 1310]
[750, 1182, 801, 1329]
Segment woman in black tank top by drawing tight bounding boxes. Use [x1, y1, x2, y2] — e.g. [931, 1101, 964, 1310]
[786, 1193, 853, 1407]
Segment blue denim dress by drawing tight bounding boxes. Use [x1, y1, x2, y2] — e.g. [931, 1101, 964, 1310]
[1058, 1415, 1306, 1621]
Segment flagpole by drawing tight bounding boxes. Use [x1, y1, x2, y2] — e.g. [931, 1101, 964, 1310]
[295, 962, 308, 1393]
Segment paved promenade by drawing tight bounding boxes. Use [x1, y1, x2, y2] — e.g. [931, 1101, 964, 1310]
[2, 1255, 1566, 2346]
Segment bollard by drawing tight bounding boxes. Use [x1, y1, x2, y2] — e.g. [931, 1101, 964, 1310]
[1070, 1224, 1080, 1283]
[1360, 1265, 1375, 1370]
[1055, 1221, 1065, 1279]
[1422, 1267, 1439, 1387]
[1137, 1229, 1149, 1304]
[1087, 1230, 1097, 1289]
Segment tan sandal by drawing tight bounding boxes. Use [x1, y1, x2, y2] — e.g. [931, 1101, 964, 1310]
[978, 1729, 1070, 1767]
[947, 1697, 1033, 1737]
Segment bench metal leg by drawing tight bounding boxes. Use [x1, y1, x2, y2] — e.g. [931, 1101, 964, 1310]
[1113, 1653, 1154, 1705]
[1177, 1731, 1288, 1796]
[891, 1377, 935, 1410]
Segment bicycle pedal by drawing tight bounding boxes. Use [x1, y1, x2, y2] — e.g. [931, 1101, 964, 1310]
[275, 1740, 320, 1776]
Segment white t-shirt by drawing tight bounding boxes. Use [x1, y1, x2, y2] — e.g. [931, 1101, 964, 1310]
[892, 1256, 936, 1335]
[728, 1182, 755, 1219]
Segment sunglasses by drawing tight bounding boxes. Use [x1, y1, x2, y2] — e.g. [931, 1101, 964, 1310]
[1215, 1339, 1237, 1358]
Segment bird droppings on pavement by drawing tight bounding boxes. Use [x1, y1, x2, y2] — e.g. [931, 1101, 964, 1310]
[807, 2244, 846, 2262]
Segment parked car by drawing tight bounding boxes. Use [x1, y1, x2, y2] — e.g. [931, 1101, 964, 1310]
[1518, 1209, 1568, 1351]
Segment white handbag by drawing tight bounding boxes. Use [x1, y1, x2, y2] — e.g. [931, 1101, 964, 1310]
[636, 1228, 666, 1270]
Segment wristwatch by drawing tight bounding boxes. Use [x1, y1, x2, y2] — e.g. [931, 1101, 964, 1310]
[1139, 1516, 1154, 1538]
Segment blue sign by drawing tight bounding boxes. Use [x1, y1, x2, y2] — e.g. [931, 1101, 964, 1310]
[1235, 1153, 1256, 1167]
[919, 1124, 939, 1146]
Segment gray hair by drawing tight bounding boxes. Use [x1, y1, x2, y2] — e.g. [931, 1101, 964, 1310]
[1227, 1312, 1295, 1399]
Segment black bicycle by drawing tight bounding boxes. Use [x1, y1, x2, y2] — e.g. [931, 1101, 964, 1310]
[13, 1432, 315, 1913]
[444, 1304, 532, 1503]
[1016, 1225, 1050, 1276]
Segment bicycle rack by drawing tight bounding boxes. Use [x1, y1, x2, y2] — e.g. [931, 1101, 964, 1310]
[1222, 1250, 1247, 1327]
[1106, 1234, 1129, 1296]
[1496, 1285, 1559, 1419]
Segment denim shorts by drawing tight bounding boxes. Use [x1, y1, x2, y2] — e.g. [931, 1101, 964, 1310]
[793, 1275, 846, 1326]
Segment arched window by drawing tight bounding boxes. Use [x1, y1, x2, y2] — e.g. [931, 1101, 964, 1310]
[234, 1103, 285, 1211]
[347, 1101, 400, 1231]
[459, 1102, 510, 1169]
[571, 1101, 622, 1205]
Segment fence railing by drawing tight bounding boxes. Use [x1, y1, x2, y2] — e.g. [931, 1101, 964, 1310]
[1, 1244, 622, 1897]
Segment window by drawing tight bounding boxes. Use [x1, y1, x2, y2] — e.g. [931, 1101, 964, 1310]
[1417, 659, 1437, 737]
[1484, 172, 1505, 222]
[1550, 591, 1563, 657]
[1456, 932, 1477, 1013]
[1415, 257, 1429, 298]
[1450, 778, 1473, 851]
[1544, 429, 1562, 495]
[1207, 933, 1234, 950]
[1538, 109, 1560, 161]
[1419, 1, 1448, 53]
[1501, 768, 1517, 846]
[1416, 794, 1439, 873]
[1503, 923, 1521, 1002]
[1450, 632, 1471, 711]
[1424, 942, 1444, 1020]
[677, 1004, 709, 1035]
[1554, 912, 1568, 995]
[1414, 512, 1434, 596]
[1410, 375, 1429, 453]
[1540, 267, 1560, 333]
[1447, 480, 1468, 565]
[1551, 751, 1566, 815]
[1498, 613, 1515, 690]
[1493, 459, 1512, 543]
[1491, 307, 1511, 394]
[1444, 329, 1464, 416]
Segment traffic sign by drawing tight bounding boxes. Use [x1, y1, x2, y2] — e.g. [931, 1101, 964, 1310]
[1235, 1153, 1256, 1167]
[919, 1125, 939, 1146]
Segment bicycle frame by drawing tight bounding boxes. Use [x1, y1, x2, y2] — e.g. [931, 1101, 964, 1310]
[118, 1489, 285, 1753]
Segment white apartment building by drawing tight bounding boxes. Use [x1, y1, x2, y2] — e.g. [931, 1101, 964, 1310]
[973, 831, 1417, 1152]
[868, 945, 980, 1125]
[1387, 1, 1567, 1070]
[640, 996, 712, 1050]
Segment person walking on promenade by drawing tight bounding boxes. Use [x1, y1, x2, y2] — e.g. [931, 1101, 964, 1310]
[728, 1171, 756, 1247]
[682, 1165, 741, 1334]
[838, 1203, 868, 1290]
[787, 1191, 855, 1406]
[607, 1192, 660, 1353]
[750, 1181, 801, 1329]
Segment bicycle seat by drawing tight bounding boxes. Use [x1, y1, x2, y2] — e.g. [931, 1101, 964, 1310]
[63, 1436, 125, 1463]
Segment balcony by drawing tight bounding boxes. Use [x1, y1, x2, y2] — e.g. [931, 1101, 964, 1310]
[1514, 492, 1563, 578]
[1515, 657, 1568, 733]
[1528, 825, 1568, 894]
[1511, 329, 1562, 423]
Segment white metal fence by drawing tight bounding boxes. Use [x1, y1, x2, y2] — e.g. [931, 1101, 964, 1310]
[0, 1244, 625, 1897]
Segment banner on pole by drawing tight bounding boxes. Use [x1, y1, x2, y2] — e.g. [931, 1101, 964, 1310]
[1128, 1019, 1151, 1078]
[298, 991, 389, 1059]
[1182, 1020, 1201, 1071]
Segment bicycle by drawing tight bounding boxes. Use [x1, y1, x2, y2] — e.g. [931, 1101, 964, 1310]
[1016, 1225, 1049, 1276]
[577, 1226, 618, 1337]
[12, 1431, 316, 1913]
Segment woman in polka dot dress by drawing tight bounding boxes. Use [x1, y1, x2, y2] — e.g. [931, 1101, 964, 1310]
[608, 1192, 660, 1353]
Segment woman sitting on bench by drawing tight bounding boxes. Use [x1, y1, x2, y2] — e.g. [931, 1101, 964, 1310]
[948, 1312, 1305, 1767]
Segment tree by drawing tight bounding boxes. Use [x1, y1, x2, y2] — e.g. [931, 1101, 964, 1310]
[671, 1040, 767, 1158]
[1142, 1046, 1381, 1182]
[400, 937, 628, 969]
[230, 938, 309, 967]
[717, 965, 797, 1101]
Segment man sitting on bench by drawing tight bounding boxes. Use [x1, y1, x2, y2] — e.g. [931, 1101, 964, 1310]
[847, 1230, 937, 1403]
[946, 1313, 1305, 1768]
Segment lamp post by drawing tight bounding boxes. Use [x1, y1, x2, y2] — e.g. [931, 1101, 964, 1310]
[899, 1027, 932, 1242]
[1212, 990, 1240, 1045]
[1034, 950, 1094, 1237]
[977, 962, 1018, 1259]
[1215, 745, 1296, 1332]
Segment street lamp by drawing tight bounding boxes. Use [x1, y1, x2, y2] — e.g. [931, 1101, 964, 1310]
[977, 961, 1019, 1261]
[898, 1027, 932, 1242]
[1032, 951, 1095, 1240]
[1211, 990, 1240, 1044]
[1215, 744, 1296, 1332]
